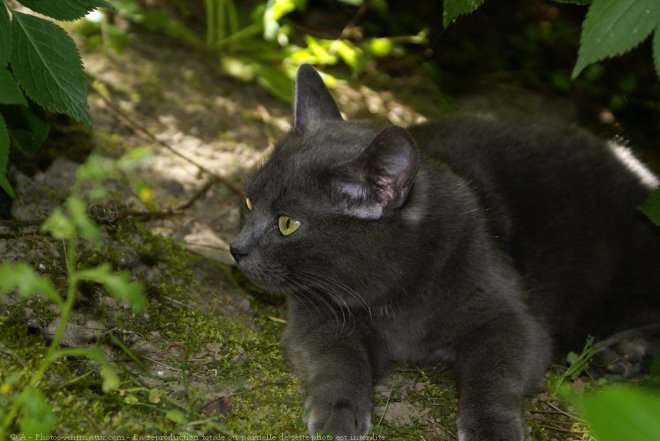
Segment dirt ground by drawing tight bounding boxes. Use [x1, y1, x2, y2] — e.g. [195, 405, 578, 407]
[0, 30, 596, 441]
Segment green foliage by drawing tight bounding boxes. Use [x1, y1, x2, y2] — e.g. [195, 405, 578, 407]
[0, 0, 102, 198]
[443, 0, 485, 28]
[578, 385, 660, 441]
[639, 188, 660, 226]
[572, 0, 660, 79]
[442, 0, 660, 80]
[0, 151, 147, 438]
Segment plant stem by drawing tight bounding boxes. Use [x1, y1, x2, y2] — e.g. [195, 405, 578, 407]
[0, 239, 79, 436]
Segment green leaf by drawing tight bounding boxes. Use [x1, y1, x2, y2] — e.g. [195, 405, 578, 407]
[0, 2, 11, 65]
[0, 67, 28, 106]
[16, 0, 111, 21]
[579, 385, 660, 441]
[19, 387, 56, 438]
[166, 409, 188, 425]
[67, 196, 101, 242]
[443, 0, 486, 28]
[41, 207, 77, 240]
[639, 187, 660, 226]
[253, 62, 294, 102]
[76, 263, 146, 312]
[10, 12, 91, 126]
[100, 364, 120, 392]
[0, 261, 63, 306]
[0, 113, 15, 198]
[572, 0, 660, 79]
[654, 29, 660, 80]
[1, 103, 49, 153]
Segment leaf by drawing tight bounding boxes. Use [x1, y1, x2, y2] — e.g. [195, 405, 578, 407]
[654, 29, 660, 80]
[639, 187, 660, 226]
[0, 113, 15, 198]
[67, 196, 101, 242]
[0, 261, 63, 306]
[165, 409, 188, 424]
[16, 0, 111, 21]
[579, 386, 660, 441]
[100, 364, 120, 392]
[0, 67, 28, 106]
[75, 263, 146, 312]
[443, 0, 486, 28]
[0, 2, 11, 65]
[18, 387, 56, 438]
[41, 207, 76, 240]
[572, 0, 660, 79]
[1, 103, 49, 153]
[10, 12, 91, 126]
[553, 0, 592, 4]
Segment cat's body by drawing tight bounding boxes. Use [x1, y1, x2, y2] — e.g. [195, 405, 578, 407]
[230, 65, 660, 440]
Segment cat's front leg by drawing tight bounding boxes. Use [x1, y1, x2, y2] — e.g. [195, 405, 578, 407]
[454, 314, 551, 441]
[282, 301, 376, 438]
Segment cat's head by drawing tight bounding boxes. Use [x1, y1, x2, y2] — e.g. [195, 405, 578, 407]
[230, 65, 420, 305]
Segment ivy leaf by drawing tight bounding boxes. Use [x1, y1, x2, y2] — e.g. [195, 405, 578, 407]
[10, 12, 92, 126]
[0, 114, 15, 198]
[639, 187, 660, 226]
[0, 2, 10, 65]
[0, 67, 28, 106]
[443, 0, 486, 28]
[16, 0, 112, 21]
[2, 103, 49, 153]
[572, 0, 660, 79]
[41, 207, 76, 240]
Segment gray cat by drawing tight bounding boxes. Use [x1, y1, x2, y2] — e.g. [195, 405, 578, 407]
[230, 64, 660, 440]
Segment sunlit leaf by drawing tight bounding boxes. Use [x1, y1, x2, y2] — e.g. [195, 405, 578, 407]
[572, 0, 660, 79]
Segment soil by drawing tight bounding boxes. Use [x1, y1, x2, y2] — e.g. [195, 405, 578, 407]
[0, 24, 614, 441]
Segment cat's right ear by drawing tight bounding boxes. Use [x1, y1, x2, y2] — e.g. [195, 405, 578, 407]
[294, 64, 342, 132]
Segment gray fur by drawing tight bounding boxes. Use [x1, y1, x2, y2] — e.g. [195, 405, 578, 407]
[230, 65, 660, 440]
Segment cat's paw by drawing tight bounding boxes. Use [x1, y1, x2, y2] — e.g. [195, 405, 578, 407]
[457, 414, 524, 441]
[304, 396, 371, 439]
[591, 337, 650, 380]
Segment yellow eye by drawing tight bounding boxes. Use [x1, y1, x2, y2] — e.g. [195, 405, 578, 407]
[245, 197, 253, 211]
[278, 215, 301, 236]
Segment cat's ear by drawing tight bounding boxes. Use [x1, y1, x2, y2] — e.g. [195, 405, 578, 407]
[336, 126, 419, 219]
[294, 64, 342, 131]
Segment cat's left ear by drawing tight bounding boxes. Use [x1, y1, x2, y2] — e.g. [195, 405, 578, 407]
[294, 64, 342, 131]
[336, 126, 419, 219]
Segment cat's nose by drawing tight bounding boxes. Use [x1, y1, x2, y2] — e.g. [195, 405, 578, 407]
[229, 245, 247, 264]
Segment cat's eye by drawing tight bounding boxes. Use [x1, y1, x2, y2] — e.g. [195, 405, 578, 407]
[278, 215, 301, 236]
[245, 197, 253, 211]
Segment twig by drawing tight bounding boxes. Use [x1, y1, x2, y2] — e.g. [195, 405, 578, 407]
[545, 400, 582, 421]
[377, 382, 394, 426]
[89, 81, 244, 197]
